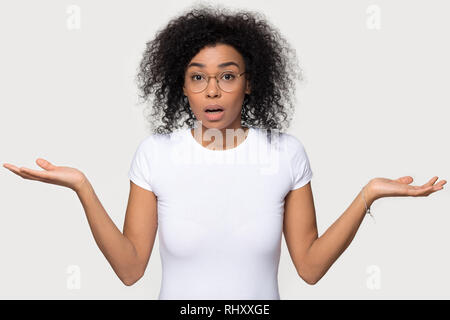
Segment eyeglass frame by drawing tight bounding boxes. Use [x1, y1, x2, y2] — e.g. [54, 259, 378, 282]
[184, 70, 247, 93]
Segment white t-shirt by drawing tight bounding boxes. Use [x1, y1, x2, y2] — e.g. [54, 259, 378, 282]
[128, 127, 313, 300]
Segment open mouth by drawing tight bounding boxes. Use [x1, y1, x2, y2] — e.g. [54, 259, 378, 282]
[205, 108, 224, 113]
[204, 106, 225, 121]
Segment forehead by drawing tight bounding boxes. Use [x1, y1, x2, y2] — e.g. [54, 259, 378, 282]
[187, 44, 244, 70]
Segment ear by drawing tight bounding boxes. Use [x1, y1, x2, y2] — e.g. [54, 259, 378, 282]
[245, 79, 251, 95]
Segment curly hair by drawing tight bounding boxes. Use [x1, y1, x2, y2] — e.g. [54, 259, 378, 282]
[135, 3, 302, 135]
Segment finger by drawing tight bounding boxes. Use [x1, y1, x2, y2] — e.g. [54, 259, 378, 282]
[432, 180, 446, 191]
[436, 179, 447, 187]
[18, 170, 41, 181]
[411, 183, 445, 196]
[426, 177, 447, 191]
[36, 158, 56, 171]
[3, 163, 16, 170]
[19, 167, 51, 180]
[409, 185, 434, 196]
[397, 176, 413, 184]
[411, 177, 439, 190]
[7, 166, 40, 180]
[3, 163, 45, 181]
[424, 176, 439, 187]
[3, 163, 23, 175]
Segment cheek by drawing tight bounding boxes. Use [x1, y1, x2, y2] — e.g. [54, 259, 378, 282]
[185, 96, 200, 112]
[230, 96, 246, 111]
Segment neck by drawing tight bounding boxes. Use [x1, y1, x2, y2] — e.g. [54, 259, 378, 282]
[191, 124, 249, 150]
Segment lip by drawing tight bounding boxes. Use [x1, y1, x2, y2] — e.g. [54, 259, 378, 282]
[203, 104, 225, 112]
[203, 104, 225, 121]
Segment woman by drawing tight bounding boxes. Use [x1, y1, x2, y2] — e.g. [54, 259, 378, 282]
[2, 5, 446, 299]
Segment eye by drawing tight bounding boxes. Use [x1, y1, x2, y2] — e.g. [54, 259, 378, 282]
[222, 73, 236, 81]
[191, 74, 203, 81]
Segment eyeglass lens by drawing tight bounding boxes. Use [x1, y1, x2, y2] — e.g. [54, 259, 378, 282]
[186, 71, 242, 92]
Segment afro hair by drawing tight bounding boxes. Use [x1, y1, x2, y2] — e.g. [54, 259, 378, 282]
[135, 3, 302, 135]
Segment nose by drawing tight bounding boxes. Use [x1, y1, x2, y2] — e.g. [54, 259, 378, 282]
[206, 77, 220, 97]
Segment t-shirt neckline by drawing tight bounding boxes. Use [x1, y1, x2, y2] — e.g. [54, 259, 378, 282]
[186, 127, 254, 153]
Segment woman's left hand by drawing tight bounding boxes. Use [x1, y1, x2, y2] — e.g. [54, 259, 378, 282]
[366, 176, 447, 205]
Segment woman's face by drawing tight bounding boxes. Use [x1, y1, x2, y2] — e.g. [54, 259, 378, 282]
[183, 43, 251, 131]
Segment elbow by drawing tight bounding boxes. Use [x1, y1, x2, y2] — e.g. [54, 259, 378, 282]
[122, 278, 138, 286]
[121, 270, 144, 286]
[300, 274, 319, 286]
[304, 276, 319, 285]
[298, 268, 321, 286]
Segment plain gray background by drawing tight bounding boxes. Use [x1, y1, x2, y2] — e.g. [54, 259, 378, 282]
[0, 0, 449, 299]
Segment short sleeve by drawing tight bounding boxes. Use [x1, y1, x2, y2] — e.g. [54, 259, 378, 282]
[289, 137, 313, 191]
[128, 138, 153, 192]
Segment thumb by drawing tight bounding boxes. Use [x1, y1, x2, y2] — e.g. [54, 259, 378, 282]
[396, 176, 413, 184]
[36, 158, 55, 170]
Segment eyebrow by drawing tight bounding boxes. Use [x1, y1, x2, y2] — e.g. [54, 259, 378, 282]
[187, 61, 240, 69]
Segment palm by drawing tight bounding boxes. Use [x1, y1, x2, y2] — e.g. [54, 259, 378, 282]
[368, 176, 446, 201]
[3, 158, 86, 192]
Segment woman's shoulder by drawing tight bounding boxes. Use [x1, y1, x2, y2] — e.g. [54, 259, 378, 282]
[253, 128, 305, 153]
[139, 128, 184, 144]
[280, 131, 305, 149]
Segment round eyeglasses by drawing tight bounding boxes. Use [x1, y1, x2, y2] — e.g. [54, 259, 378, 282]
[184, 70, 247, 93]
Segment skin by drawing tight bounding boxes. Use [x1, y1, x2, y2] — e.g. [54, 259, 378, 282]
[182, 43, 251, 150]
[2, 43, 447, 287]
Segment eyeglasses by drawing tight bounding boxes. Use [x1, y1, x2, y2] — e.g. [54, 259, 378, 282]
[184, 70, 247, 93]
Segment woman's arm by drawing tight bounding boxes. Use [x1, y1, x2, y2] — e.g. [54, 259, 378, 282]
[3, 159, 158, 286]
[298, 185, 371, 284]
[75, 179, 148, 286]
[284, 176, 446, 285]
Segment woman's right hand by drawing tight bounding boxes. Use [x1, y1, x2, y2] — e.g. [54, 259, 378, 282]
[3, 158, 88, 193]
